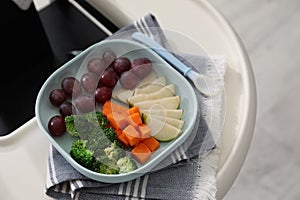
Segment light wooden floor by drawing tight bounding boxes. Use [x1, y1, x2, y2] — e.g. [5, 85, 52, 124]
[210, 0, 300, 199]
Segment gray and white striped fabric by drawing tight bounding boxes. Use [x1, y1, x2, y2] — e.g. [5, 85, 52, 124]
[46, 13, 226, 200]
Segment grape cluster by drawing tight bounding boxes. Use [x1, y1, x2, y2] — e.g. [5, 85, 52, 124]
[47, 49, 153, 137]
[48, 77, 80, 137]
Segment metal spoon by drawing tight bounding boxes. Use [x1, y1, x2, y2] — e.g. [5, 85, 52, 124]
[131, 32, 220, 97]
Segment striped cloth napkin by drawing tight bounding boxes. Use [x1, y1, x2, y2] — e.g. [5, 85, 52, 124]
[45, 13, 226, 200]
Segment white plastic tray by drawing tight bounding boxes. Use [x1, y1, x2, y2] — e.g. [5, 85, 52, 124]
[0, 0, 256, 199]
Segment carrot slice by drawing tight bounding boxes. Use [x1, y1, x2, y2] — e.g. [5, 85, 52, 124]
[102, 100, 129, 115]
[131, 143, 152, 164]
[128, 106, 140, 116]
[115, 128, 122, 137]
[117, 132, 129, 147]
[111, 101, 129, 114]
[102, 101, 113, 116]
[127, 113, 143, 127]
[122, 125, 140, 146]
[107, 112, 128, 130]
[141, 137, 160, 152]
[137, 124, 150, 139]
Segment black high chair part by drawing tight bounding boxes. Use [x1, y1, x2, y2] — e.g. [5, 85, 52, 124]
[0, 0, 118, 136]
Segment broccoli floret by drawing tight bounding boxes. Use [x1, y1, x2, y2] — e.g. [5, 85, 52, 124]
[87, 126, 112, 154]
[95, 111, 110, 128]
[103, 127, 124, 149]
[116, 156, 137, 174]
[67, 111, 133, 175]
[84, 111, 100, 127]
[95, 155, 119, 174]
[93, 141, 126, 174]
[65, 115, 94, 139]
[103, 127, 118, 142]
[65, 115, 79, 137]
[103, 127, 118, 143]
[84, 111, 110, 128]
[70, 139, 123, 174]
[96, 164, 119, 174]
[86, 126, 125, 157]
[104, 141, 125, 161]
[70, 139, 96, 170]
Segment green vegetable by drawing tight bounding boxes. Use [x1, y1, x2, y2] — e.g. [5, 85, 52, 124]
[70, 139, 97, 171]
[103, 127, 124, 149]
[93, 142, 125, 174]
[65, 111, 113, 139]
[96, 164, 119, 174]
[67, 111, 138, 175]
[85, 111, 109, 128]
[116, 156, 137, 174]
[86, 126, 112, 157]
[65, 115, 94, 139]
[64, 115, 79, 137]
[104, 141, 125, 161]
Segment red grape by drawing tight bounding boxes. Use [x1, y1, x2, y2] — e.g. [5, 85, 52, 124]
[95, 86, 112, 104]
[48, 115, 66, 136]
[61, 77, 83, 98]
[102, 50, 116, 65]
[99, 69, 118, 88]
[74, 95, 95, 113]
[87, 58, 106, 75]
[131, 57, 152, 78]
[132, 57, 152, 67]
[49, 89, 67, 107]
[119, 70, 139, 90]
[80, 72, 99, 93]
[111, 57, 131, 76]
[59, 101, 75, 117]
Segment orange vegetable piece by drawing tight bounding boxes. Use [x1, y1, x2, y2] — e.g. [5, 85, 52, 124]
[137, 124, 150, 139]
[128, 106, 140, 115]
[115, 128, 122, 137]
[102, 101, 113, 116]
[102, 101, 129, 115]
[117, 132, 129, 147]
[122, 125, 140, 146]
[127, 113, 143, 127]
[141, 137, 160, 152]
[107, 112, 128, 130]
[111, 101, 128, 113]
[131, 143, 152, 164]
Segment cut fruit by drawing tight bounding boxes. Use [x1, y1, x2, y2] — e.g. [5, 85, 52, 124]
[143, 116, 165, 137]
[140, 109, 183, 120]
[116, 89, 134, 104]
[144, 117, 182, 141]
[111, 82, 126, 99]
[154, 124, 182, 141]
[143, 114, 185, 130]
[136, 70, 157, 87]
[134, 76, 167, 95]
[134, 83, 165, 95]
[133, 96, 180, 110]
[112, 70, 157, 104]
[128, 84, 175, 105]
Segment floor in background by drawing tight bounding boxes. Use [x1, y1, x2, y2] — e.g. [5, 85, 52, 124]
[209, 0, 300, 199]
